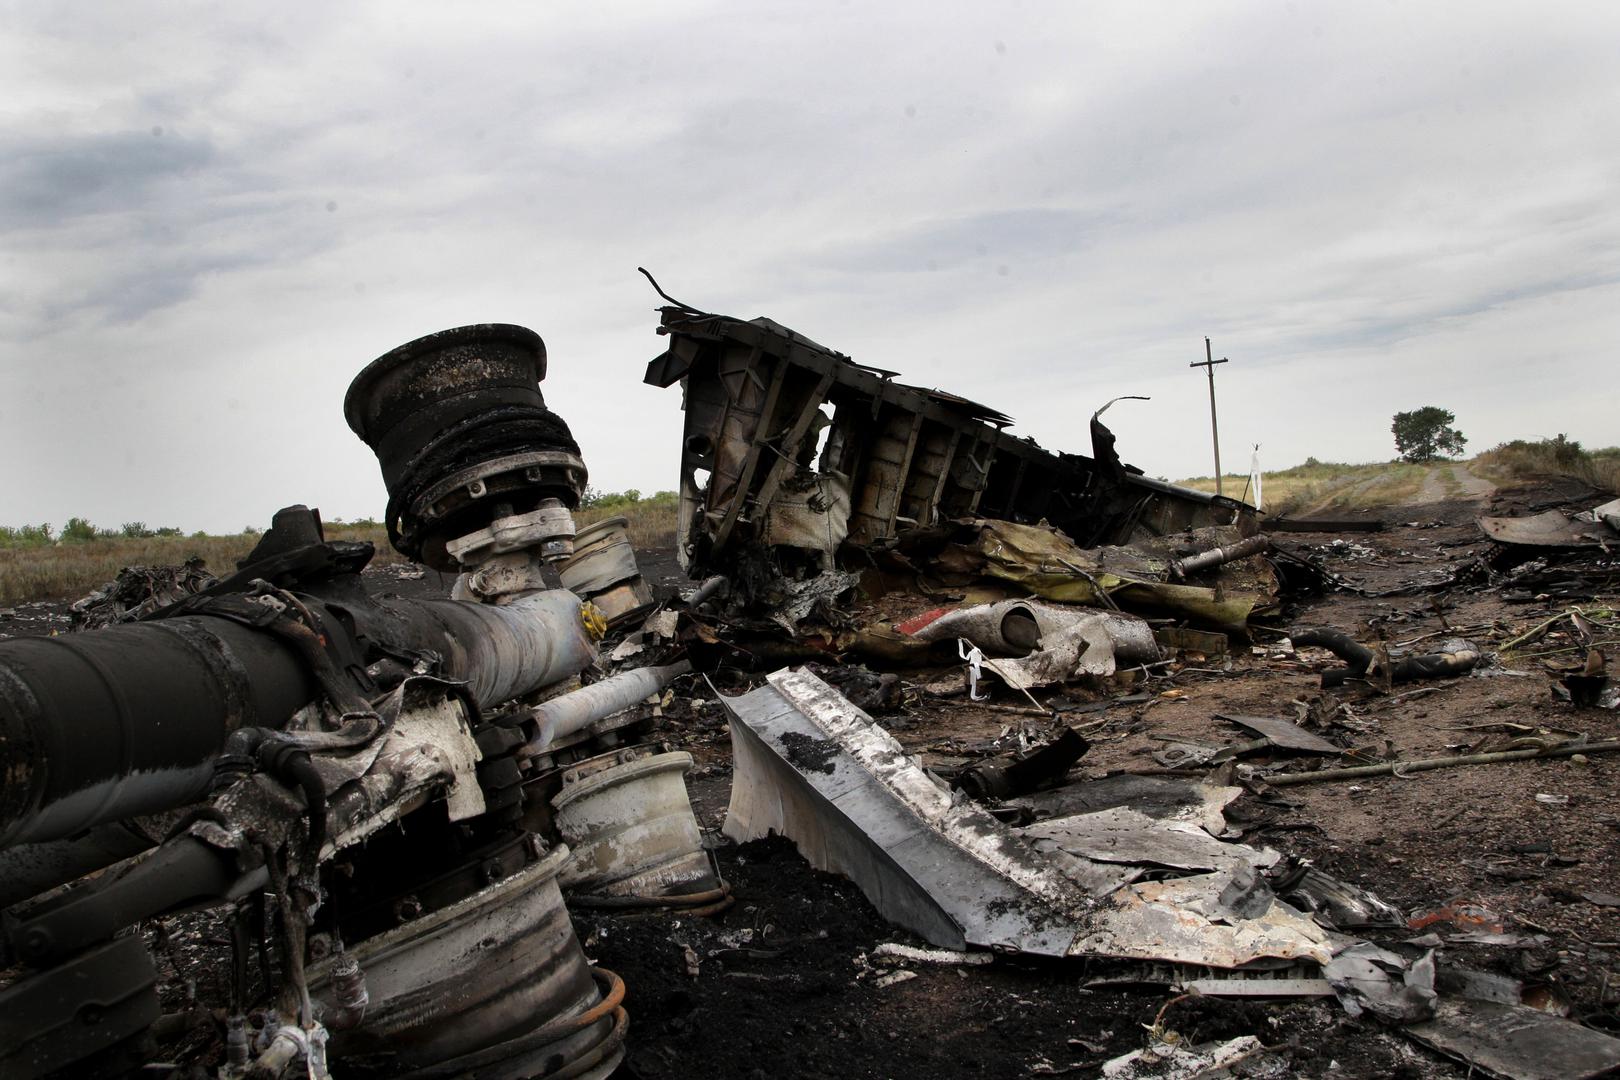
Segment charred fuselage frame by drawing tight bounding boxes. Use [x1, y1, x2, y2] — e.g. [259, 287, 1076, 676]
[644, 305, 1251, 586]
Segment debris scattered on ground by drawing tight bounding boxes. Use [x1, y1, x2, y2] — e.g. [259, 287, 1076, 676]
[6, 301, 1620, 1079]
[69, 557, 216, 628]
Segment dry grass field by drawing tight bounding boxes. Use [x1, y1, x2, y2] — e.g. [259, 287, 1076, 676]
[1178, 437, 1617, 517]
[0, 495, 681, 607]
[8, 440, 1613, 609]
[1174, 458, 1431, 515]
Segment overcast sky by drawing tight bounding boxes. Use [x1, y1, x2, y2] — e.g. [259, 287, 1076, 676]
[3, 2, 1616, 534]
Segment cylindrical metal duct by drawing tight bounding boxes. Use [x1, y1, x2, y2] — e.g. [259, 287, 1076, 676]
[0, 617, 315, 848]
[906, 599, 1160, 667]
[385, 591, 600, 710]
[524, 661, 691, 752]
[0, 590, 598, 855]
[344, 324, 587, 570]
[557, 517, 654, 626]
[309, 847, 624, 1078]
[0, 822, 157, 907]
[552, 749, 716, 899]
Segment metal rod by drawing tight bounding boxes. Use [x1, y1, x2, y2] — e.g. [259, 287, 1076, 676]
[1170, 534, 1272, 578]
[1266, 739, 1620, 786]
[524, 660, 693, 752]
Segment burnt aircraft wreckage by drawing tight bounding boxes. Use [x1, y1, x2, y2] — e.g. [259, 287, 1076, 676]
[643, 300, 1252, 585]
[0, 325, 715, 1079]
[0, 302, 1248, 1078]
[9, 294, 1615, 1079]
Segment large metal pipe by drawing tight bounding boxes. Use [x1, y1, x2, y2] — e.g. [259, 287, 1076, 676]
[0, 823, 157, 907]
[0, 590, 598, 854]
[386, 592, 599, 710]
[526, 661, 692, 752]
[1169, 534, 1271, 578]
[0, 616, 316, 848]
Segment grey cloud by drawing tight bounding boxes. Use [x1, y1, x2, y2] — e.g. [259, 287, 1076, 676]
[2, 2, 1618, 533]
[813, 207, 1120, 274]
[0, 131, 217, 230]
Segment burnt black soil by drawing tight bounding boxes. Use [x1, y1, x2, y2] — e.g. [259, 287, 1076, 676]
[581, 835, 1437, 1080]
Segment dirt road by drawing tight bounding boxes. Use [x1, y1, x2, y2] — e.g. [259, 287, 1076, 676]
[1415, 461, 1496, 503]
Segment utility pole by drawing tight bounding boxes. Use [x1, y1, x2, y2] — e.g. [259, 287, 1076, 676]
[1191, 338, 1229, 496]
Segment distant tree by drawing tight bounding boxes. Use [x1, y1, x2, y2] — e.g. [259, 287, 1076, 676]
[1392, 407, 1467, 463]
[60, 516, 98, 543]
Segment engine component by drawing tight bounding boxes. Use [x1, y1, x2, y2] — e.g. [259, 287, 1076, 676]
[525, 660, 692, 752]
[0, 569, 597, 852]
[957, 727, 1091, 801]
[308, 847, 625, 1079]
[0, 321, 650, 1080]
[557, 515, 655, 626]
[551, 746, 719, 902]
[344, 324, 587, 571]
[0, 612, 315, 847]
[0, 935, 160, 1080]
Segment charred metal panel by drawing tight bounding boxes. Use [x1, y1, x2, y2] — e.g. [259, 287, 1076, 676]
[646, 307, 1248, 576]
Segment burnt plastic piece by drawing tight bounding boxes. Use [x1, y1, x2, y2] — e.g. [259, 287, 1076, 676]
[345, 324, 586, 570]
[957, 727, 1090, 800]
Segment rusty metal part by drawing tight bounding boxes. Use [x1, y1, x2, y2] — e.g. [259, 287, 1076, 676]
[1170, 534, 1272, 578]
[309, 846, 622, 1078]
[551, 746, 718, 899]
[557, 516, 655, 626]
[1292, 626, 1481, 688]
[345, 324, 586, 570]
[646, 307, 1249, 575]
[324, 952, 370, 1032]
[957, 727, 1090, 800]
